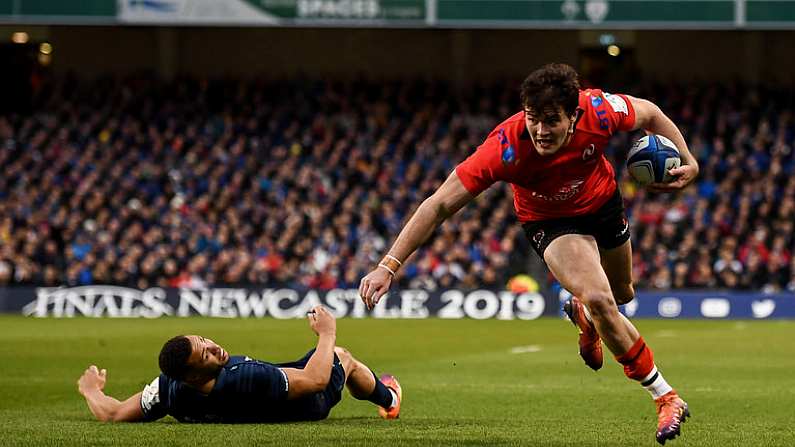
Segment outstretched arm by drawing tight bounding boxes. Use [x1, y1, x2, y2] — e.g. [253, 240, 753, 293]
[628, 96, 699, 191]
[77, 365, 145, 422]
[359, 171, 475, 309]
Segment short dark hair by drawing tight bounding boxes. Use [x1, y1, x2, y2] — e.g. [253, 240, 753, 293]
[520, 63, 580, 117]
[159, 335, 192, 380]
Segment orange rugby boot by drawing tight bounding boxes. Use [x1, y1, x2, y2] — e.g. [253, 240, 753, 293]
[563, 297, 603, 370]
[377, 374, 402, 419]
[655, 390, 690, 445]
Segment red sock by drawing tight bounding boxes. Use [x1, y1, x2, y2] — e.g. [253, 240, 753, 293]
[615, 337, 655, 381]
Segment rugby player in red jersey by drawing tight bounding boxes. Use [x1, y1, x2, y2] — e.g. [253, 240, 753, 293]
[359, 63, 697, 445]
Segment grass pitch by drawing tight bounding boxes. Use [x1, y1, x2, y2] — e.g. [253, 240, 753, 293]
[1, 315, 794, 446]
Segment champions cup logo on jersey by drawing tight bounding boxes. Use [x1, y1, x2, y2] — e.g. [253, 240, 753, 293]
[498, 129, 518, 165]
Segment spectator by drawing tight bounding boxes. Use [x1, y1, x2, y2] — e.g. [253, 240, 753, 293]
[1, 75, 794, 292]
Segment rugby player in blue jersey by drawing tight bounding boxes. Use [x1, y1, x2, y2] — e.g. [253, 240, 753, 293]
[77, 306, 402, 423]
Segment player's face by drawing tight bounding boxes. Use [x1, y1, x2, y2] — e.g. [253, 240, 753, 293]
[524, 106, 576, 156]
[186, 335, 230, 378]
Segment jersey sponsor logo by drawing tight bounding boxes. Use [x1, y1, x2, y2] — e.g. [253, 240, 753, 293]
[498, 128, 517, 165]
[604, 93, 628, 115]
[141, 377, 160, 412]
[589, 92, 610, 130]
[530, 179, 585, 202]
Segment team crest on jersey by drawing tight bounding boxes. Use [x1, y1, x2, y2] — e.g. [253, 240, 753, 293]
[582, 144, 596, 161]
[498, 128, 518, 165]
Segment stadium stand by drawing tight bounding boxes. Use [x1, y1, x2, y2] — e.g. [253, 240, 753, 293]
[0, 75, 793, 292]
[621, 81, 795, 292]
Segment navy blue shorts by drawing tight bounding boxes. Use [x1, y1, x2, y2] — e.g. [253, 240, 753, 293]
[277, 349, 346, 421]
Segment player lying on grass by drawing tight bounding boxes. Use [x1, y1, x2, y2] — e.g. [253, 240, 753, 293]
[77, 306, 402, 423]
[359, 63, 693, 445]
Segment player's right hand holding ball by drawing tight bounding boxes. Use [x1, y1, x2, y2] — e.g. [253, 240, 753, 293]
[648, 164, 699, 192]
[626, 134, 698, 192]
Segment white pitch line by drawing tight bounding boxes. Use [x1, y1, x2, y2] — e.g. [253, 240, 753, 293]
[694, 387, 717, 393]
[654, 330, 678, 338]
[510, 345, 542, 354]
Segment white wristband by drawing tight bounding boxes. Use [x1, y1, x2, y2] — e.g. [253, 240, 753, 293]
[377, 263, 396, 277]
[384, 254, 403, 266]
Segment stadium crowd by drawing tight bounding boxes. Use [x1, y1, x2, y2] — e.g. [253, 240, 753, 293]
[0, 75, 793, 293]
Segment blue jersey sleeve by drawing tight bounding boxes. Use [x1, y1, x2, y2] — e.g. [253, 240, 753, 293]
[140, 376, 168, 422]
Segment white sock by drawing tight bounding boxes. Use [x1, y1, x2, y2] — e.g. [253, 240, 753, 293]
[388, 389, 398, 409]
[641, 366, 673, 400]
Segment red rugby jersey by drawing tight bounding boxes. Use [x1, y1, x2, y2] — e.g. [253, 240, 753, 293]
[455, 89, 636, 222]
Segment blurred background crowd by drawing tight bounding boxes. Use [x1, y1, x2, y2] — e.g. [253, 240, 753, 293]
[1, 75, 793, 293]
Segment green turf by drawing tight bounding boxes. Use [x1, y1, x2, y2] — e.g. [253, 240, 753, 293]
[1, 316, 794, 446]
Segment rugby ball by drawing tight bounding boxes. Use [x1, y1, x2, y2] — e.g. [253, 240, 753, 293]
[626, 134, 681, 185]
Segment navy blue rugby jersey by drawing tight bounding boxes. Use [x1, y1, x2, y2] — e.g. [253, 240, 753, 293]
[140, 355, 292, 423]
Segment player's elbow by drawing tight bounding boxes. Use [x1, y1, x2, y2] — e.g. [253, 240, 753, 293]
[302, 371, 331, 394]
[285, 367, 333, 400]
[631, 97, 664, 130]
[104, 412, 140, 423]
[93, 409, 117, 423]
[291, 375, 329, 398]
[96, 406, 138, 423]
[423, 193, 455, 222]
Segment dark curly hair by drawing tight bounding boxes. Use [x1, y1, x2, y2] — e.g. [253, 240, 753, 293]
[520, 63, 580, 117]
[158, 335, 193, 380]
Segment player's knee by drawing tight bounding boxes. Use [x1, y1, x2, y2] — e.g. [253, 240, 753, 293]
[613, 283, 635, 305]
[334, 346, 353, 367]
[580, 290, 619, 320]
